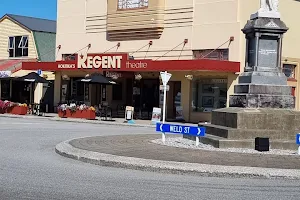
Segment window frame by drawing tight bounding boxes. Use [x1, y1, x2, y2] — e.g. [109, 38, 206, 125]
[192, 78, 228, 112]
[8, 35, 29, 58]
[8, 36, 15, 57]
[62, 54, 77, 61]
[117, 0, 149, 10]
[282, 63, 296, 79]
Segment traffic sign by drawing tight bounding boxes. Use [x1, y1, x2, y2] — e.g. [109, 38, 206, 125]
[160, 71, 172, 86]
[37, 69, 42, 75]
[156, 123, 206, 137]
[159, 85, 170, 91]
[296, 134, 300, 145]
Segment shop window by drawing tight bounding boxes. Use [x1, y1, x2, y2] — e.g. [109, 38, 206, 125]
[62, 54, 76, 61]
[192, 79, 227, 112]
[8, 36, 28, 57]
[112, 83, 123, 101]
[70, 78, 84, 101]
[193, 49, 229, 60]
[283, 64, 296, 79]
[118, 0, 148, 9]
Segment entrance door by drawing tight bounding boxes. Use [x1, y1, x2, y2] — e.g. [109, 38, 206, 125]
[133, 79, 159, 119]
[167, 81, 182, 121]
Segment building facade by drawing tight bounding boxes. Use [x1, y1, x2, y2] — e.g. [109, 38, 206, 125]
[23, 0, 300, 122]
[0, 14, 56, 110]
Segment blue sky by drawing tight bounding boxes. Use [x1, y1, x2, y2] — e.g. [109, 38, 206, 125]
[0, 0, 57, 20]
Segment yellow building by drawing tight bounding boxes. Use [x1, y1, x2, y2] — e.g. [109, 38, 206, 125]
[0, 14, 56, 110]
[40, 0, 300, 122]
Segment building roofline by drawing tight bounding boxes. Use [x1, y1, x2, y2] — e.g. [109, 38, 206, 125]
[0, 14, 32, 32]
[0, 14, 56, 33]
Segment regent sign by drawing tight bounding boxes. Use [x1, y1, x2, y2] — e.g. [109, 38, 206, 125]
[78, 54, 123, 69]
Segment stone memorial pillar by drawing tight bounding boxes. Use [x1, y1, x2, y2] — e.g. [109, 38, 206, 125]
[190, 0, 300, 150]
[230, 9, 294, 108]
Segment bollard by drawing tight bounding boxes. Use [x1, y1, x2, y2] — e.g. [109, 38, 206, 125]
[196, 137, 199, 146]
[162, 132, 165, 144]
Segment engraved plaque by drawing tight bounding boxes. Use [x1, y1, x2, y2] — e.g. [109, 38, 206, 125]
[258, 37, 278, 69]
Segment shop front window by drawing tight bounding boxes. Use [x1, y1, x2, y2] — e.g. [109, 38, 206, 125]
[192, 78, 227, 112]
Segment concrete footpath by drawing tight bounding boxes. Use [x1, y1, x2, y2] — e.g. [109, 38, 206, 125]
[0, 113, 196, 128]
[56, 134, 300, 180]
[0, 113, 155, 127]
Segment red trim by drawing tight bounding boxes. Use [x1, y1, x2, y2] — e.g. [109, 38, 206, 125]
[288, 78, 297, 82]
[21, 53, 240, 73]
[292, 87, 296, 97]
[0, 59, 37, 73]
[0, 60, 21, 71]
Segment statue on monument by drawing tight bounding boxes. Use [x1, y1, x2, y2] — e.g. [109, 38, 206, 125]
[259, 0, 279, 12]
[251, 0, 280, 19]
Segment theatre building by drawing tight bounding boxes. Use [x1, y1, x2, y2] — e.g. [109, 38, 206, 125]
[24, 0, 300, 122]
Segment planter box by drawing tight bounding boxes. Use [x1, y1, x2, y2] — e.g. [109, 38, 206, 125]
[7, 106, 28, 115]
[58, 109, 96, 120]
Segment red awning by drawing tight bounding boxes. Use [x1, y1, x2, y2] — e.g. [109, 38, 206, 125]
[0, 59, 37, 73]
[21, 53, 240, 73]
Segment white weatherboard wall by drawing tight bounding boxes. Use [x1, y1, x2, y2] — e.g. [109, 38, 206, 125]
[0, 18, 37, 59]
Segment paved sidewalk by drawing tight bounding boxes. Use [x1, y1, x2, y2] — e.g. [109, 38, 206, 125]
[0, 113, 196, 128]
[56, 134, 300, 180]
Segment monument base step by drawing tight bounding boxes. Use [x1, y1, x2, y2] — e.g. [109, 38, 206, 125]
[199, 123, 296, 140]
[229, 94, 295, 109]
[234, 84, 292, 95]
[183, 134, 297, 150]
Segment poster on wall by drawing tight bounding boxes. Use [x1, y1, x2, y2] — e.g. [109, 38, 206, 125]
[151, 107, 162, 124]
[175, 106, 184, 120]
[61, 84, 68, 102]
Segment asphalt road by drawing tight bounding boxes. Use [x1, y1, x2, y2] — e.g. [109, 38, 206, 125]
[0, 117, 300, 200]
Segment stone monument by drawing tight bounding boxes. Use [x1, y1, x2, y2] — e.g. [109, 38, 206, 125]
[188, 0, 300, 150]
[230, 0, 294, 108]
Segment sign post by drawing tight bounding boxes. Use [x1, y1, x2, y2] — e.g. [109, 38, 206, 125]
[160, 71, 172, 143]
[156, 123, 206, 146]
[296, 134, 300, 155]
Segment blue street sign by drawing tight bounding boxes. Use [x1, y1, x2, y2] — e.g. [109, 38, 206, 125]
[156, 123, 206, 137]
[37, 69, 42, 75]
[296, 134, 300, 145]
